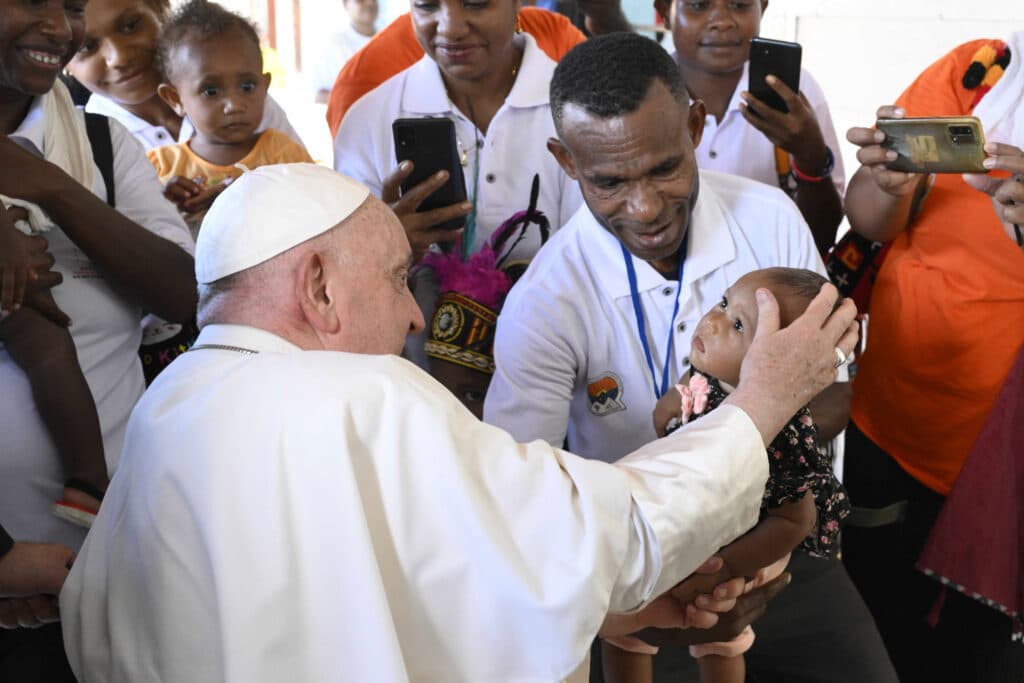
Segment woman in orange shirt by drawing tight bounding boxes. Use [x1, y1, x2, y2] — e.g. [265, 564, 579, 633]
[842, 36, 1024, 682]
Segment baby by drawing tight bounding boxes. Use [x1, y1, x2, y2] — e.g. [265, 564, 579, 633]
[604, 267, 851, 683]
[147, 0, 312, 232]
[0, 206, 107, 528]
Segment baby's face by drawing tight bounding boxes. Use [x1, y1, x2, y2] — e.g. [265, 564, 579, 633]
[689, 271, 768, 386]
[166, 27, 268, 145]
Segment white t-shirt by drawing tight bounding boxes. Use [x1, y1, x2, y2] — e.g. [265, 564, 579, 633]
[309, 22, 374, 94]
[334, 33, 583, 262]
[485, 170, 825, 463]
[689, 60, 846, 196]
[0, 99, 194, 550]
[62, 323, 768, 683]
[85, 92, 303, 152]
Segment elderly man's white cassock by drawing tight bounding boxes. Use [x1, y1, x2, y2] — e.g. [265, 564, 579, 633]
[60, 165, 770, 682]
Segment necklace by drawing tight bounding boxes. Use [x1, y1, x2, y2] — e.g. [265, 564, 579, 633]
[189, 343, 259, 355]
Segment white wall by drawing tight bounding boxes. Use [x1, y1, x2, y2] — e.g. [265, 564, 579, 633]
[210, 0, 1024, 170]
[752, 0, 1024, 186]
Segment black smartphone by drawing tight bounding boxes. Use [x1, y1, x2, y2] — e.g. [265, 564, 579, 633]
[748, 37, 802, 114]
[876, 116, 988, 173]
[392, 117, 468, 234]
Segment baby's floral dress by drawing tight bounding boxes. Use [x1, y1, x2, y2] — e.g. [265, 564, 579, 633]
[668, 369, 851, 558]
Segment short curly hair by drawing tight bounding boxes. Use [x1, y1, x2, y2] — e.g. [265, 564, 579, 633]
[550, 32, 688, 136]
[157, 0, 262, 82]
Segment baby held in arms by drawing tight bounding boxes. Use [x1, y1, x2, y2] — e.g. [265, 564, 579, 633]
[605, 267, 851, 683]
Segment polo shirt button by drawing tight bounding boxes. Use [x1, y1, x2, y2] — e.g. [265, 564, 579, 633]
[485, 173, 496, 183]
[709, 150, 718, 159]
[661, 287, 672, 296]
[156, 132, 165, 139]
[677, 321, 686, 332]
[683, 356, 690, 365]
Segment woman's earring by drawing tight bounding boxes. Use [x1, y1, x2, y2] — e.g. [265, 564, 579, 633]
[514, 13, 522, 33]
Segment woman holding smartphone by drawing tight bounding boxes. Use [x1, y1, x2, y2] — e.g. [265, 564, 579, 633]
[332, 0, 583, 266]
[653, 0, 844, 255]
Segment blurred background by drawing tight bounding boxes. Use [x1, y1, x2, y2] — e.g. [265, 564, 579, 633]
[211, 0, 1023, 179]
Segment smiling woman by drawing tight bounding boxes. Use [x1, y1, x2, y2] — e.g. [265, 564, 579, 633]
[64, 0, 302, 151]
[0, 0, 195, 676]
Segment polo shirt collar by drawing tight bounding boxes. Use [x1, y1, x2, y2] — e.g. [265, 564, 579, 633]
[85, 93, 149, 135]
[585, 170, 737, 299]
[401, 33, 550, 116]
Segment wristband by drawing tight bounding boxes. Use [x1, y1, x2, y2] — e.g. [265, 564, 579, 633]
[792, 146, 835, 183]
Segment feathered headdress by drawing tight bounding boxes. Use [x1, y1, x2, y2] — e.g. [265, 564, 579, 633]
[421, 175, 550, 373]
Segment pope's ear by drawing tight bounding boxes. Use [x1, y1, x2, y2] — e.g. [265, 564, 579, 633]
[157, 83, 186, 118]
[296, 250, 340, 334]
[547, 138, 579, 181]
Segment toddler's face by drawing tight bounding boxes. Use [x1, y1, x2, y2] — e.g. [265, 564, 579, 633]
[165, 27, 268, 144]
[429, 360, 491, 420]
[689, 270, 768, 386]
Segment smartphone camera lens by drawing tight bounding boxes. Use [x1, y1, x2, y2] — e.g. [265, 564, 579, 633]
[949, 125, 975, 145]
[396, 126, 415, 148]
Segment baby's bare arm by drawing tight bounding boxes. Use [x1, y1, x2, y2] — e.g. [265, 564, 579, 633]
[716, 493, 817, 580]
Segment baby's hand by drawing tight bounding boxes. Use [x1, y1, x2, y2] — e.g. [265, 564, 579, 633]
[163, 175, 205, 209]
[653, 385, 684, 437]
[0, 206, 36, 314]
[163, 176, 229, 215]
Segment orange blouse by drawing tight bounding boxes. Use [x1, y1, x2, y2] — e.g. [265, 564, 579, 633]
[851, 39, 1024, 494]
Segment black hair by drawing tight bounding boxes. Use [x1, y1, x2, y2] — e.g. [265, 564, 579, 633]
[549, 32, 689, 135]
[144, 0, 172, 21]
[758, 267, 841, 324]
[157, 0, 262, 82]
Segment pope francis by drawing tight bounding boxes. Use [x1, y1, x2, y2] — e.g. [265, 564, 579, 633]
[60, 164, 858, 682]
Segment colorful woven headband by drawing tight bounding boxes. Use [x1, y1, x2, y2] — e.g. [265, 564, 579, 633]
[425, 292, 498, 374]
[421, 175, 550, 374]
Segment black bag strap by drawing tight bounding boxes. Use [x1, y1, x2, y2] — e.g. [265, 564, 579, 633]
[84, 112, 115, 207]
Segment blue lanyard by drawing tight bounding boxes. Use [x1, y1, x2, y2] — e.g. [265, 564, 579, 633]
[621, 239, 688, 399]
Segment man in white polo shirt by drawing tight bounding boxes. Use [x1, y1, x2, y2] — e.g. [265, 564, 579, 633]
[485, 34, 897, 682]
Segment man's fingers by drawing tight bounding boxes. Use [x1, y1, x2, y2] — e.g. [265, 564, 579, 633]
[406, 201, 473, 236]
[0, 268, 13, 311]
[392, 170, 452, 213]
[821, 296, 858, 349]
[381, 161, 416, 204]
[31, 270, 63, 290]
[752, 287, 781, 341]
[692, 555, 724, 575]
[875, 105, 903, 120]
[23, 291, 71, 327]
[795, 282, 841, 331]
[24, 595, 59, 626]
[13, 267, 27, 307]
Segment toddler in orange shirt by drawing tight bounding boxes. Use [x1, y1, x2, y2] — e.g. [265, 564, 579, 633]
[147, 0, 312, 231]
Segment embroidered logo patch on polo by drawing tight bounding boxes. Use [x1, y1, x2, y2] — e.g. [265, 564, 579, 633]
[587, 373, 626, 416]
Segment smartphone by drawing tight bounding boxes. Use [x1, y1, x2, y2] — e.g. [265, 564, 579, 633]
[748, 37, 802, 114]
[392, 118, 468, 233]
[876, 116, 987, 174]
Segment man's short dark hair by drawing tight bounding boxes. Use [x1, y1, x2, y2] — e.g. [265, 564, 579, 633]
[550, 32, 688, 136]
[157, 0, 262, 82]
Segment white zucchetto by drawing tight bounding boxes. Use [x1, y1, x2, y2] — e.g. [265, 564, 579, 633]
[196, 163, 371, 284]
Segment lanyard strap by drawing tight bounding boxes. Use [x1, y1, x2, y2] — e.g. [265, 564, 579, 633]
[621, 240, 688, 399]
